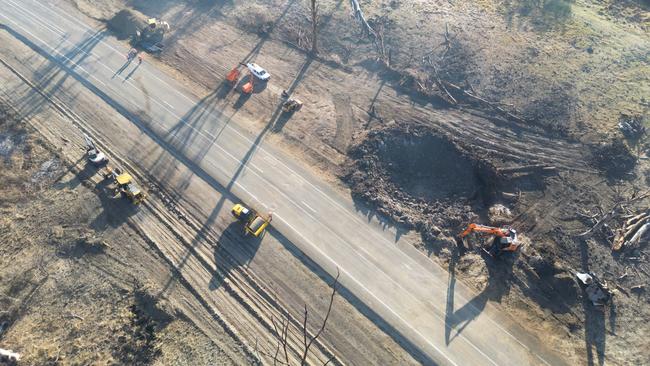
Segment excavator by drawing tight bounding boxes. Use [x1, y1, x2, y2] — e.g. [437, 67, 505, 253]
[134, 18, 170, 53]
[458, 223, 520, 257]
[280, 90, 303, 113]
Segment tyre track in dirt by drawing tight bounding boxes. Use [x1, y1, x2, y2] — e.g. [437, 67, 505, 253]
[0, 59, 340, 365]
[362, 87, 592, 173]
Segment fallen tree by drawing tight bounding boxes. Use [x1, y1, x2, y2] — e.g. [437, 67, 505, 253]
[349, 0, 376, 37]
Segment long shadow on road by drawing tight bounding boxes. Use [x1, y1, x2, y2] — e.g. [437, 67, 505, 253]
[8, 26, 107, 120]
[444, 248, 513, 345]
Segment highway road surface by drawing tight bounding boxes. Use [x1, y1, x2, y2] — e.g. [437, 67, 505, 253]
[0, 1, 566, 365]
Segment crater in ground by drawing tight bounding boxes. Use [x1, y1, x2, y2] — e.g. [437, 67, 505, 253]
[378, 133, 481, 202]
[346, 125, 498, 239]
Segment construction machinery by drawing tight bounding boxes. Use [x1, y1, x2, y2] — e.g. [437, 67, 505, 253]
[226, 65, 254, 94]
[226, 62, 270, 94]
[104, 166, 147, 205]
[241, 74, 254, 94]
[231, 203, 272, 237]
[280, 90, 302, 113]
[226, 67, 241, 87]
[576, 272, 612, 307]
[83, 133, 108, 166]
[459, 223, 520, 257]
[134, 18, 170, 53]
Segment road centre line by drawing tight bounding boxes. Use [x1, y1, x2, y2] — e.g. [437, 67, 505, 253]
[300, 200, 316, 214]
[249, 163, 264, 174]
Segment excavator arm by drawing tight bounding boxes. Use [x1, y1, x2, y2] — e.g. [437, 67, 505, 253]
[459, 223, 509, 238]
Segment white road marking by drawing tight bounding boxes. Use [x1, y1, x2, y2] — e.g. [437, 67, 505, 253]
[300, 200, 316, 214]
[235, 182, 258, 204]
[163, 100, 175, 110]
[203, 130, 216, 140]
[249, 163, 263, 174]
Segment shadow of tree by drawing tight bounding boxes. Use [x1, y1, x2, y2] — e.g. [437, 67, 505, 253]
[444, 248, 514, 344]
[502, 0, 574, 30]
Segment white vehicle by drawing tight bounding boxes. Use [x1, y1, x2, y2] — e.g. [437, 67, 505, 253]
[83, 133, 108, 165]
[87, 148, 108, 165]
[246, 63, 271, 81]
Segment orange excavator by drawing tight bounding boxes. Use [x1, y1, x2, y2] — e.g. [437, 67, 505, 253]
[458, 223, 520, 257]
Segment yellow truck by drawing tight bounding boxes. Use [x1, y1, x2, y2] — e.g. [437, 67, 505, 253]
[231, 203, 272, 237]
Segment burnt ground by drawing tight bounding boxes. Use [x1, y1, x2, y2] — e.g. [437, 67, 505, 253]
[345, 125, 498, 247]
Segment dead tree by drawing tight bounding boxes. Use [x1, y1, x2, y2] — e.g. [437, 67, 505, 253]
[299, 269, 339, 365]
[266, 269, 340, 365]
[579, 190, 650, 238]
[310, 0, 319, 54]
[349, 0, 376, 38]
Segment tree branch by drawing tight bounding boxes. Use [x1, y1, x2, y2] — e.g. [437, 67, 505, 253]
[300, 268, 340, 365]
[579, 190, 650, 237]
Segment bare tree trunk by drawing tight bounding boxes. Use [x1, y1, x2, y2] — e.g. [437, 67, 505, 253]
[300, 269, 339, 365]
[310, 0, 318, 54]
[349, 0, 376, 38]
[265, 269, 340, 365]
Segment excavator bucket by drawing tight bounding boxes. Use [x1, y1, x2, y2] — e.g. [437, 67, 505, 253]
[226, 68, 240, 84]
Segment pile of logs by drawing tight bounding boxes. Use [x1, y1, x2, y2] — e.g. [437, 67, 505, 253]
[613, 209, 650, 251]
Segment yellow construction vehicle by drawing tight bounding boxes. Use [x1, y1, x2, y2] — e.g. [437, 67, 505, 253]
[458, 223, 519, 257]
[231, 203, 271, 237]
[280, 90, 302, 113]
[134, 18, 170, 53]
[104, 167, 147, 205]
[282, 98, 303, 113]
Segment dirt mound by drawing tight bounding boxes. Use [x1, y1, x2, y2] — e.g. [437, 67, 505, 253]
[107, 9, 144, 40]
[346, 125, 500, 251]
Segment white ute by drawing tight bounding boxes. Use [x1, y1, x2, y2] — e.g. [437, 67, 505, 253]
[246, 63, 271, 81]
